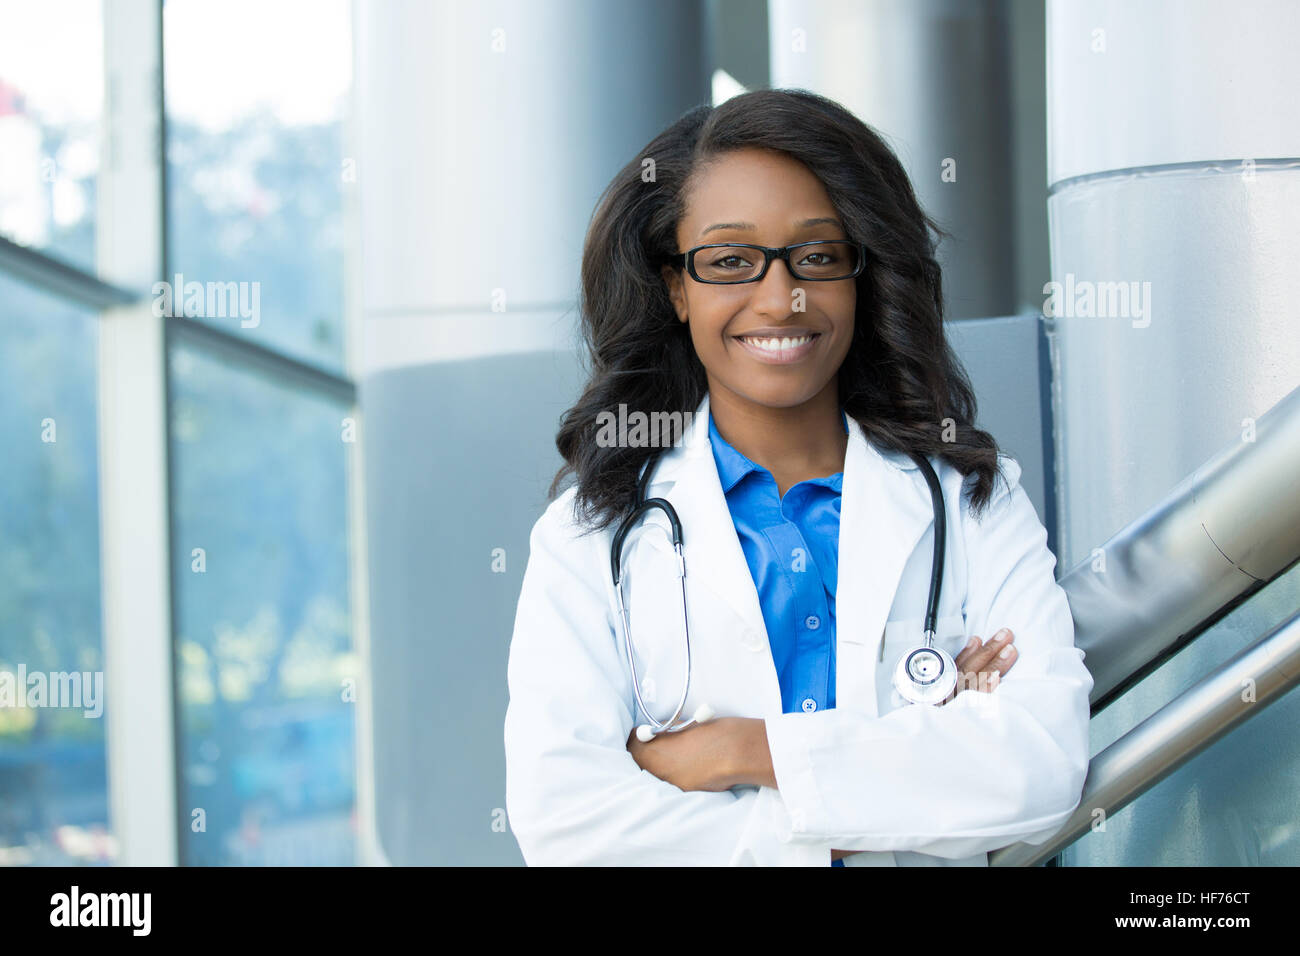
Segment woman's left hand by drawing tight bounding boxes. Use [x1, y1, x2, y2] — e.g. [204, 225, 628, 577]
[627, 716, 748, 792]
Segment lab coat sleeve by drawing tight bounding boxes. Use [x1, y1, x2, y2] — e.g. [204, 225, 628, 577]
[763, 455, 1094, 859]
[503, 492, 832, 866]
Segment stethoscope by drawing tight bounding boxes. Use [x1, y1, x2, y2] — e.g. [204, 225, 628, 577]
[611, 440, 955, 743]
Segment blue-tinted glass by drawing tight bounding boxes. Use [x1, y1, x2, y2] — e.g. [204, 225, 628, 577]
[0, 1, 102, 273]
[162, 0, 352, 371]
[169, 344, 356, 865]
[0, 271, 110, 865]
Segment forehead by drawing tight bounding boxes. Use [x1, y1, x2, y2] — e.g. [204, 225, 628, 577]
[679, 148, 840, 240]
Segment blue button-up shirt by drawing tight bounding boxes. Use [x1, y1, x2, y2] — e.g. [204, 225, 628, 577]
[709, 409, 850, 866]
[709, 409, 849, 715]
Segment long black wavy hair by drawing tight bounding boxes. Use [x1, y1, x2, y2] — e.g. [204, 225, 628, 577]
[550, 87, 1004, 534]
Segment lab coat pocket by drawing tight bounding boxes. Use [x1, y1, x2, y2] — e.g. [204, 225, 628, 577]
[876, 614, 967, 715]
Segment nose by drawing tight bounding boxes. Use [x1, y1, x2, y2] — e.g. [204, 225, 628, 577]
[749, 255, 801, 314]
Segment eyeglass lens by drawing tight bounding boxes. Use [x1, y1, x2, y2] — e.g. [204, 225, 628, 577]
[692, 242, 860, 283]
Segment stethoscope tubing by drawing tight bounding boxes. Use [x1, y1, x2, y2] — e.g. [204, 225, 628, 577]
[613, 495, 692, 735]
[610, 438, 948, 730]
[908, 450, 946, 648]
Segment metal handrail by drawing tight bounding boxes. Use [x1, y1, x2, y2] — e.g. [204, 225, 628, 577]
[1064, 383, 1300, 710]
[986, 382, 1300, 865]
[992, 609, 1300, 866]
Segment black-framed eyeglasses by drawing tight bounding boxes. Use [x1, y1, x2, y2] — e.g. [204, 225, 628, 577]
[670, 239, 869, 284]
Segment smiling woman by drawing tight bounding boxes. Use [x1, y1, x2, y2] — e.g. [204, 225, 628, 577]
[553, 89, 1004, 529]
[504, 88, 1092, 867]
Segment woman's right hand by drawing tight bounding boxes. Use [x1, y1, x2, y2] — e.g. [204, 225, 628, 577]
[941, 628, 1017, 704]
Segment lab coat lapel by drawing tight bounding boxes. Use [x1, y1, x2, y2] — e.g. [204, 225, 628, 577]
[836, 418, 936, 717]
[644, 395, 771, 665]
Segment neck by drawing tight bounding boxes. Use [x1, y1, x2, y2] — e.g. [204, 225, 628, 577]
[708, 379, 848, 485]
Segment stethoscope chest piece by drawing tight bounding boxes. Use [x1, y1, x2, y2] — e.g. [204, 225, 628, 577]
[892, 638, 957, 706]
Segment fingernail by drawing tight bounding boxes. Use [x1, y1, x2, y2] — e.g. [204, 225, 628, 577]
[995, 628, 1011, 642]
[965, 637, 977, 650]
[999, 644, 1015, 659]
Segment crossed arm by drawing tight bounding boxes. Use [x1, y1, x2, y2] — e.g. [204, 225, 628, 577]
[625, 630, 1021, 859]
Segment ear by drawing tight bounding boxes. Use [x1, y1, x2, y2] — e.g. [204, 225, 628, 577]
[660, 264, 689, 323]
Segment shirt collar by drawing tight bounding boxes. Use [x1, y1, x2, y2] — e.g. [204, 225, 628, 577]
[708, 407, 850, 495]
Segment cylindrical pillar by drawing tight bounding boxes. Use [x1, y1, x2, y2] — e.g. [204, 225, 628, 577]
[1046, 0, 1300, 867]
[769, 0, 1018, 319]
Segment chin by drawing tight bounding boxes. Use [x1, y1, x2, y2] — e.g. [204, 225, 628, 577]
[721, 378, 827, 410]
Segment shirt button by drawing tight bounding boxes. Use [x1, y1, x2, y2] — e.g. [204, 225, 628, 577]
[801, 698, 817, 713]
[740, 629, 763, 652]
[805, 615, 821, 630]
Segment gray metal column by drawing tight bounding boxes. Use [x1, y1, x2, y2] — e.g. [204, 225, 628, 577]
[1047, 0, 1300, 866]
[353, 0, 708, 864]
[769, 0, 1019, 320]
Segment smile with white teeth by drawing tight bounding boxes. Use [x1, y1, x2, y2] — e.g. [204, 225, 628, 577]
[737, 333, 817, 352]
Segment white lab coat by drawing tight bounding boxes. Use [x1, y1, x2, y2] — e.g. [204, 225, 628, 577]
[504, 392, 1093, 866]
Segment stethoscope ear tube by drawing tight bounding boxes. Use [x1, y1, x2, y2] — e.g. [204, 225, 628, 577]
[611, 449, 677, 585]
[611, 496, 683, 583]
[614, 448, 697, 739]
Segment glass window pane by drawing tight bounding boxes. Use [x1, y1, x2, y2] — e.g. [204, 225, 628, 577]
[169, 343, 356, 865]
[0, 0, 102, 272]
[0, 271, 110, 865]
[162, 0, 352, 372]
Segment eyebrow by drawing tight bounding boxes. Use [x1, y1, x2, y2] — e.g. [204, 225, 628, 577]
[700, 217, 843, 236]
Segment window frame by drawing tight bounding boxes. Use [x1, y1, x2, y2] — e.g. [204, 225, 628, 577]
[0, 0, 372, 866]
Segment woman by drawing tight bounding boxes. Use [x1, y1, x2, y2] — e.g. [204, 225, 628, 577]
[503, 88, 1093, 866]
